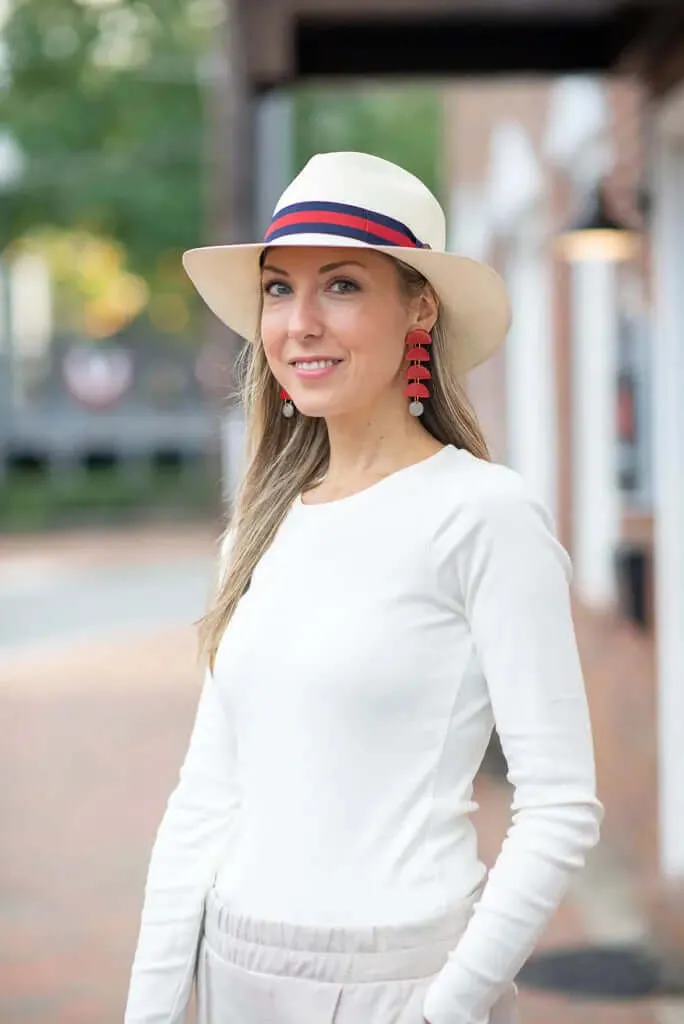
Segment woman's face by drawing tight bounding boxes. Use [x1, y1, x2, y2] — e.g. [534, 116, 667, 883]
[260, 246, 434, 420]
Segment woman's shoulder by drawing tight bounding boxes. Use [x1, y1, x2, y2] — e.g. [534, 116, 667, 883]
[432, 447, 563, 547]
[436, 446, 533, 510]
[431, 448, 569, 577]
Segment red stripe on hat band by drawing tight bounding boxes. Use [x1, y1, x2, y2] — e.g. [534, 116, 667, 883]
[265, 209, 419, 248]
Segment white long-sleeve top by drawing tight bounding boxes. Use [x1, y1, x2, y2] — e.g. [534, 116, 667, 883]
[124, 444, 603, 1024]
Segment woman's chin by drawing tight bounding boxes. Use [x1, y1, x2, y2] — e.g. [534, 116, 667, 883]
[291, 395, 349, 419]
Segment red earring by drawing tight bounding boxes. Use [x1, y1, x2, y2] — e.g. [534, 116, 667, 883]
[280, 387, 295, 419]
[403, 328, 432, 416]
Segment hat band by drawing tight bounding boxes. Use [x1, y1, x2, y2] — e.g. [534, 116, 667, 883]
[264, 200, 430, 249]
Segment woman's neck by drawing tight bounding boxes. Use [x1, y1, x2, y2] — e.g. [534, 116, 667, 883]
[319, 415, 443, 495]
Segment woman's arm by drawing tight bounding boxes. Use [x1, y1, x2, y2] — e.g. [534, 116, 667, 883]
[125, 533, 240, 1024]
[422, 484, 603, 1024]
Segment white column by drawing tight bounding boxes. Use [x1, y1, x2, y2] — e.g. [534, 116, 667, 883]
[8, 252, 52, 408]
[570, 259, 621, 607]
[254, 90, 293, 236]
[505, 217, 557, 519]
[652, 133, 684, 879]
[9, 252, 52, 361]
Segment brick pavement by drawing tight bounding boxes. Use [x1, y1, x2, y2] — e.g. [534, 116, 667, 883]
[0, 622, 203, 1024]
[0, 527, 670, 1024]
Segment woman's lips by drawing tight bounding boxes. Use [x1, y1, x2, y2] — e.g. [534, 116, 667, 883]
[291, 360, 343, 380]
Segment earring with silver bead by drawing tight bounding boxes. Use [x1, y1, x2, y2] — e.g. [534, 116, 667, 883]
[280, 387, 295, 418]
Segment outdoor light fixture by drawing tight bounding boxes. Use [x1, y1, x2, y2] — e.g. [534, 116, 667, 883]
[556, 182, 641, 263]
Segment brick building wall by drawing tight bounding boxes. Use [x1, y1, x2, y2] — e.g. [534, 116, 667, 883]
[443, 74, 660, 900]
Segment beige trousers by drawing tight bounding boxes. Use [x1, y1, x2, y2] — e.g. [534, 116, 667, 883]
[196, 885, 518, 1024]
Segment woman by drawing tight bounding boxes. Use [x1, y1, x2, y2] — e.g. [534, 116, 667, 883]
[124, 151, 603, 1024]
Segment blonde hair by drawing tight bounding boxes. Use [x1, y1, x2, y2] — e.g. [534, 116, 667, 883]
[198, 257, 490, 673]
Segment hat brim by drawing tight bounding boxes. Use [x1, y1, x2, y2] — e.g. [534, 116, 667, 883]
[182, 236, 511, 376]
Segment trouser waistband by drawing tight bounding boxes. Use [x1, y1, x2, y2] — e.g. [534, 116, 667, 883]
[202, 884, 480, 983]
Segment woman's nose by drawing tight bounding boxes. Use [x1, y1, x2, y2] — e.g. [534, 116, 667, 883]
[287, 292, 324, 339]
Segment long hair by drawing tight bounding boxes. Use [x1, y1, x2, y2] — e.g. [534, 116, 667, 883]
[198, 257, 491, 673]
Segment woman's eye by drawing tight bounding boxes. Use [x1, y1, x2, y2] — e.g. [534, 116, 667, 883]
[263, 280, 290, 297]
[329, 278, 359, 294]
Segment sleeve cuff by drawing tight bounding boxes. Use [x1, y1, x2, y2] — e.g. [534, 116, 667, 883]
[422, 966, 519, 1024]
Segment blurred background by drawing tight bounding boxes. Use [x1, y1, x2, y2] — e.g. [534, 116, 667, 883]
[2, 0, 684, 1021]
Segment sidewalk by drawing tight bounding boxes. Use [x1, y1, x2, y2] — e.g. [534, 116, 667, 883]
[0, 521, 218, 577]
[0, 525, 676, 1023]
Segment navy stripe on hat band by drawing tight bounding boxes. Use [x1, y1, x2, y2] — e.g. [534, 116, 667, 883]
[264, 200, 431, 249]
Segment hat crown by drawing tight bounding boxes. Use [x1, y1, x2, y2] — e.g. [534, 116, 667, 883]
[273, 152, 446, 252]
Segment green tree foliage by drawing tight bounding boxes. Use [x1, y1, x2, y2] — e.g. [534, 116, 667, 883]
[0, 0, 218, 277]
[293, 83, 444, 203]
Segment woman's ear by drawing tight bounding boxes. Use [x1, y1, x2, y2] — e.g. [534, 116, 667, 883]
[413, 286, 439, 334]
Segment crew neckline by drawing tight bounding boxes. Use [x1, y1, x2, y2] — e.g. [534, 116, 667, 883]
[294, 444, 457, 511]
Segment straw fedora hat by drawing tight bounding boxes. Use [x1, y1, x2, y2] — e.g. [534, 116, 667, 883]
[182, 151, 511, 376]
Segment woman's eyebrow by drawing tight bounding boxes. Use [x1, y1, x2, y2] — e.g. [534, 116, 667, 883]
[261, 263, 289, 275]
[319, 260, 365, 273]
